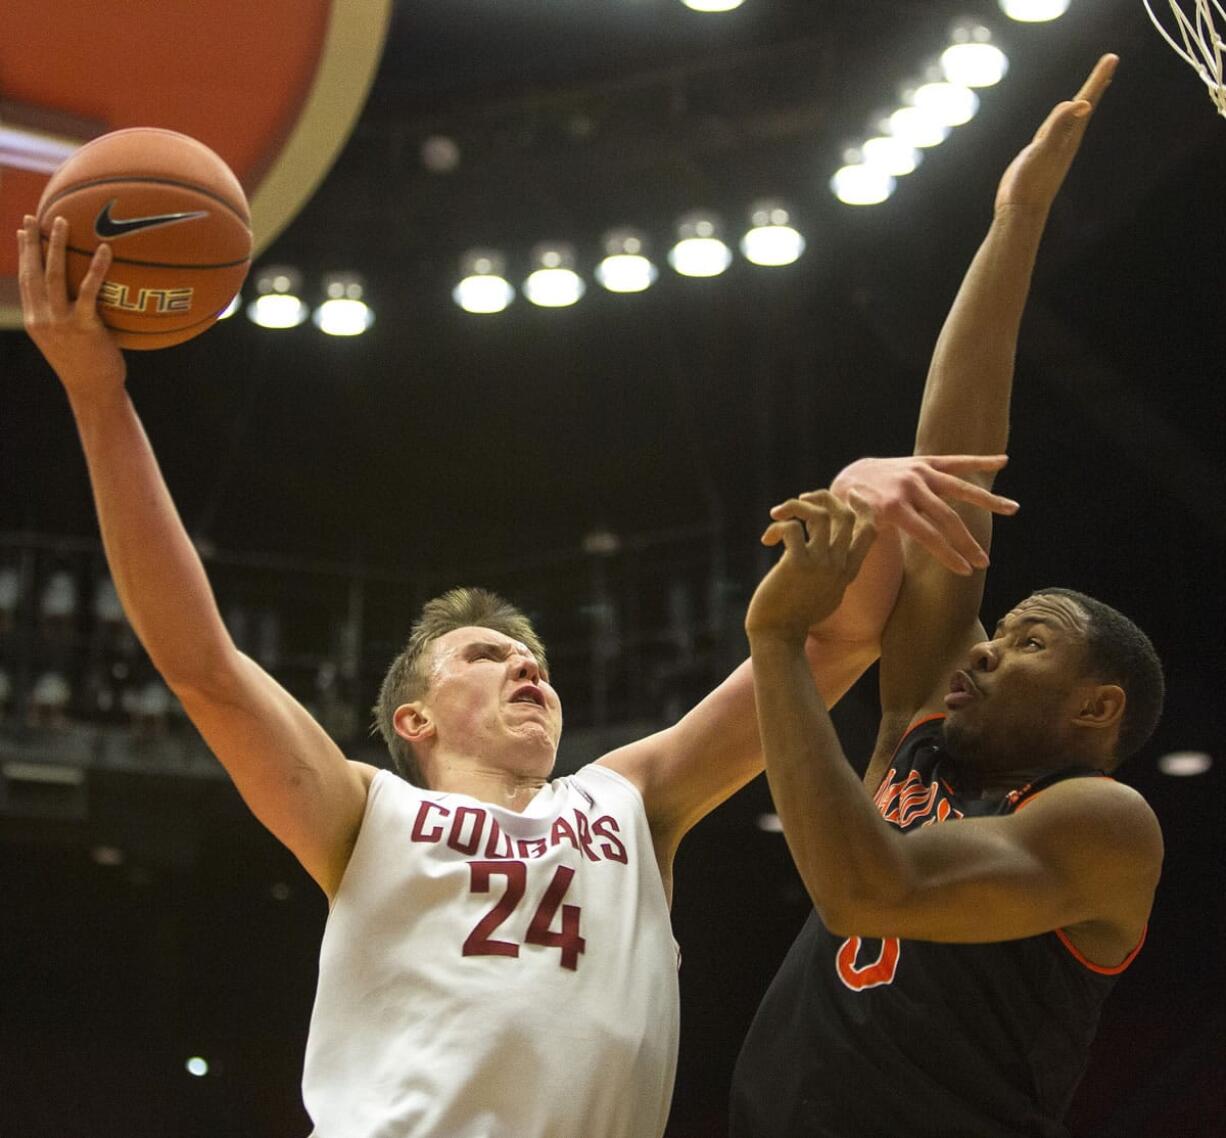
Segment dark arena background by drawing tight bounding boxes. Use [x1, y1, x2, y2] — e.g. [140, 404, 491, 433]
[1, 2, 1223, 1135]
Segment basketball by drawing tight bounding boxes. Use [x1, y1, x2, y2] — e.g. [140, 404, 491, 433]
[36, 127, 252, 350]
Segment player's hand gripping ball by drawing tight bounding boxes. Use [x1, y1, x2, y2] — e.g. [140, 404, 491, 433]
[36, 127, 252, 350]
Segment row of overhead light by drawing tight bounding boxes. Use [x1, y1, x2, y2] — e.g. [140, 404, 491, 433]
[830, 15, 1020, 206]
[452, 202, 804, 314]
[220, 269, 375, 336]
[229, 1, 1070, 329]
[681, 0, 1071, 16]
[451, 4, 1074, 311]
[827, 0, 1074, 205]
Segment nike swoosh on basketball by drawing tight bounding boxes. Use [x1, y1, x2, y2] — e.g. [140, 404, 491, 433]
[94, 199, 209, 239]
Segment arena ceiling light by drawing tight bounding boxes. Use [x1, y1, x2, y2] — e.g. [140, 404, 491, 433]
[830, 162, 896, 206]
[1156, 750, 1214, 776]
[999, 0, 1070, 21]
[885, 106, 950, 149]
[247, 266, 309, 329]
[942, 24, 1009, 88]
[314, 273, 374, 337]
[911, 76, 981, 127]
[595, 229, 658, 293]
[740, 201, 806, 267]
[523, 242, 585, 308]
[453, 249, 515, 314]
[681, 0, 745, 11]
[860, 136, 923, 177]
[218, 294, 241, 320]
[668, 211, 733, 277]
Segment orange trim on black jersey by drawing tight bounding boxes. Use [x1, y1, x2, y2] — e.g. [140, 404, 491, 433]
[1054, 924, 1148, 975]
[1011, 772, 1113, 812]
[869, 714, 947, 798]
[1009, 777, 1147, 975]
[902, 712, 947, 741]
[887, 713, 946, 765]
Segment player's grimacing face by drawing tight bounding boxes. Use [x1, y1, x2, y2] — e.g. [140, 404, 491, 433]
[943, 594, 1095, 769]
[424, 626, 562, 755]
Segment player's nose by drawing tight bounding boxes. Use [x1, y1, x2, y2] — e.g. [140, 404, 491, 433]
[511, 654, 541, 683]
[970, 639, 998, 673]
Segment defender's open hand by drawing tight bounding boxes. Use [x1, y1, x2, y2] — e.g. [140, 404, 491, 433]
[995, 53, 1117, 218]
[746, 491, 878, 643]
[830, 455, 1019, 576]
[16, 214, 126, 394]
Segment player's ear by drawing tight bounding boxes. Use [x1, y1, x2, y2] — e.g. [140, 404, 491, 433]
[1072, 683, 1126, 732]
[394, 702, 434, 745]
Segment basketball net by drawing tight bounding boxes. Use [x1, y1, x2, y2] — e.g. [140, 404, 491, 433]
[1144, 0, 1226, 117]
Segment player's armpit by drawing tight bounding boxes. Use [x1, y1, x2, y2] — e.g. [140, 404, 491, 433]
[172, 652, 374, 898]
[820, 777, 1162, 961]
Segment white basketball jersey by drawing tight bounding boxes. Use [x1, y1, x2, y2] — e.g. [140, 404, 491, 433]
[301, 763, 680, 1138]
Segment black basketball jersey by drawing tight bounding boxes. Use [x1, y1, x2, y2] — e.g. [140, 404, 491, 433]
[730, 716, 1145, 1138]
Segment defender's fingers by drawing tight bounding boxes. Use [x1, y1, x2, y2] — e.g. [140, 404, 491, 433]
[845, 490, 880, 573]
[927, 470, 1019, 515]
[761, 521, 789, 547]
[847, 517, 879, 576]
[795, 488, 838, 508]
[827, 494, 859, 552]
[770, 497, 810, 519]
[1034, 56, 1116, 146]
[803, 501, 833, 551]
[76, 244, 112, 316]
[1074, 53, 1118, 108]
[1032, 98, 1080, 142]
[771, 497, 835, 547]
[778, 520, 807, 560]
[771, 492, 836, 518]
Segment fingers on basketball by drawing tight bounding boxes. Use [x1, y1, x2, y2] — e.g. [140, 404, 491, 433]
[35, 127, 252, 350]
[77, 245, 113, 315]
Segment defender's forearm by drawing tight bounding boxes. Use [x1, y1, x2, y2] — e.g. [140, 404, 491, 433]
[915, 210, 1048, 460]
[750, 634, 908, 922]
[68, 385, 235, 689]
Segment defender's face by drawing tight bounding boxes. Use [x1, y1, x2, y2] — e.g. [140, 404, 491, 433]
[423, 626, 563, 762]
[942, 594, 1095, 771]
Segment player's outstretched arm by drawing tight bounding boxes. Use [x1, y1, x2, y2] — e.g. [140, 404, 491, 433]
[598, 456, 1018, 860]
[867, 56, 1118, 787]
[17, 215, 370, 898]
[917, 53, 1117, 462]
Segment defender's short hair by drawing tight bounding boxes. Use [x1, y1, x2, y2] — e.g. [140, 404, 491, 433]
[1031, 587, 1165, 763]
[373, 587, 548, 785]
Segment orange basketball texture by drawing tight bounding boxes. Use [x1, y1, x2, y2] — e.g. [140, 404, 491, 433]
[36, 128, 252, 350]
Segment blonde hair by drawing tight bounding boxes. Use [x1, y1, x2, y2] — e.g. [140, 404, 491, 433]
[373, 587, 548, 784]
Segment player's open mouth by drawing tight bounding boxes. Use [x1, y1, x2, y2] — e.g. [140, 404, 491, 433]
[509, 685, 546, 708]
[944, 670, 980, 709]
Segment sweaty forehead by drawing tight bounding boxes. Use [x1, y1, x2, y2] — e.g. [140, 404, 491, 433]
[1000, 594, 1090, 634]
[428, 626, 533, 670]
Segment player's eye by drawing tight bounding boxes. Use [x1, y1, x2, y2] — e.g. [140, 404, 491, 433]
[1023, 636, 1043, 649]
